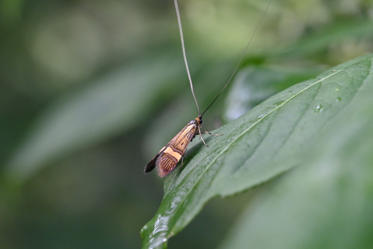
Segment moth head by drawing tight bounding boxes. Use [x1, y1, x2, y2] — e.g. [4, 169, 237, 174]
[195, 115, 202, 125]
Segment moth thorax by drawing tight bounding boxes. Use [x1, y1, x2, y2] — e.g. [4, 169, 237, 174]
[195, 115, 202, 125]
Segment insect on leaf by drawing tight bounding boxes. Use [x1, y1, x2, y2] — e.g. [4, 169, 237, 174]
[141, 54, 373, 249]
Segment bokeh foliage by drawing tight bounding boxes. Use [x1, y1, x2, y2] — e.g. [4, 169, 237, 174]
[1, 0, 373, 249]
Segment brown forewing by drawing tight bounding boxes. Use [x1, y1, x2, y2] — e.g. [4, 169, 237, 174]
[145, 121, 198, 177]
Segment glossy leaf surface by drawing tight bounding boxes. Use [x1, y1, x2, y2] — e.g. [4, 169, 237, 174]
[141, 54, 373, 248]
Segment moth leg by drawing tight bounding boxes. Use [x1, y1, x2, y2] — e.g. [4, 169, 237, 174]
[205, 130, 222, 136]
[198, 126, 208, 146]
[203, 126, 222, 137]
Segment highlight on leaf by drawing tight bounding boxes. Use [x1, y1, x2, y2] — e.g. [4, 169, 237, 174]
[141, 54, 373, 249]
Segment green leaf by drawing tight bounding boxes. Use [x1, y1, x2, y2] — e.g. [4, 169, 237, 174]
[224, 65, 319, 121]
[7, 54, 183, 180]
[219, 72, 373, 249]
[141, 54, 373, 249]
[275, 19, 373, 58]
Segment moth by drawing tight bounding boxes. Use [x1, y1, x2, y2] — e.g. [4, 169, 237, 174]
[144, 0, 210, 178]
[145, 0, 270, 177]
[145, 115, 203, 177]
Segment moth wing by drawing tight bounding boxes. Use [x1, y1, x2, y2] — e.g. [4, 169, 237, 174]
[169, 123, 197, 154]
[144, 153, 160, 173]
[156, 124, 197, 177]
[144, 146, 166, 173]
[156, 153, 179, 177]
[145, 122, 197, 176]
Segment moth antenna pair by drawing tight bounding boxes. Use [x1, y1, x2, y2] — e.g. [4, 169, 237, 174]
[145, 0, 272, 177]
[175, 0, 272, 116]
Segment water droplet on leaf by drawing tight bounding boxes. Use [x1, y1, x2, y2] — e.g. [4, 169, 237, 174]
[314, 104, 324, 112]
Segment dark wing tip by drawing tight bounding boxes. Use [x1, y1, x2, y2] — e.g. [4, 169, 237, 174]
[144, 154, 159, 173]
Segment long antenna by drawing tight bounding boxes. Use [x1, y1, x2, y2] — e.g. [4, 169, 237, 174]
[201, 0, 272, 116]
[174, 0, 201, 115]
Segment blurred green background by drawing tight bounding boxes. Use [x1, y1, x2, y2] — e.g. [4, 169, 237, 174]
[1, 0, 373, 248]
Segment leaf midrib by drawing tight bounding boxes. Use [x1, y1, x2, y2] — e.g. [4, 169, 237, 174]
[170, 69, 343, 233]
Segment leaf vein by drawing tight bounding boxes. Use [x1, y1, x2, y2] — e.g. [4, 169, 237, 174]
[170, 69, 342, 233]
